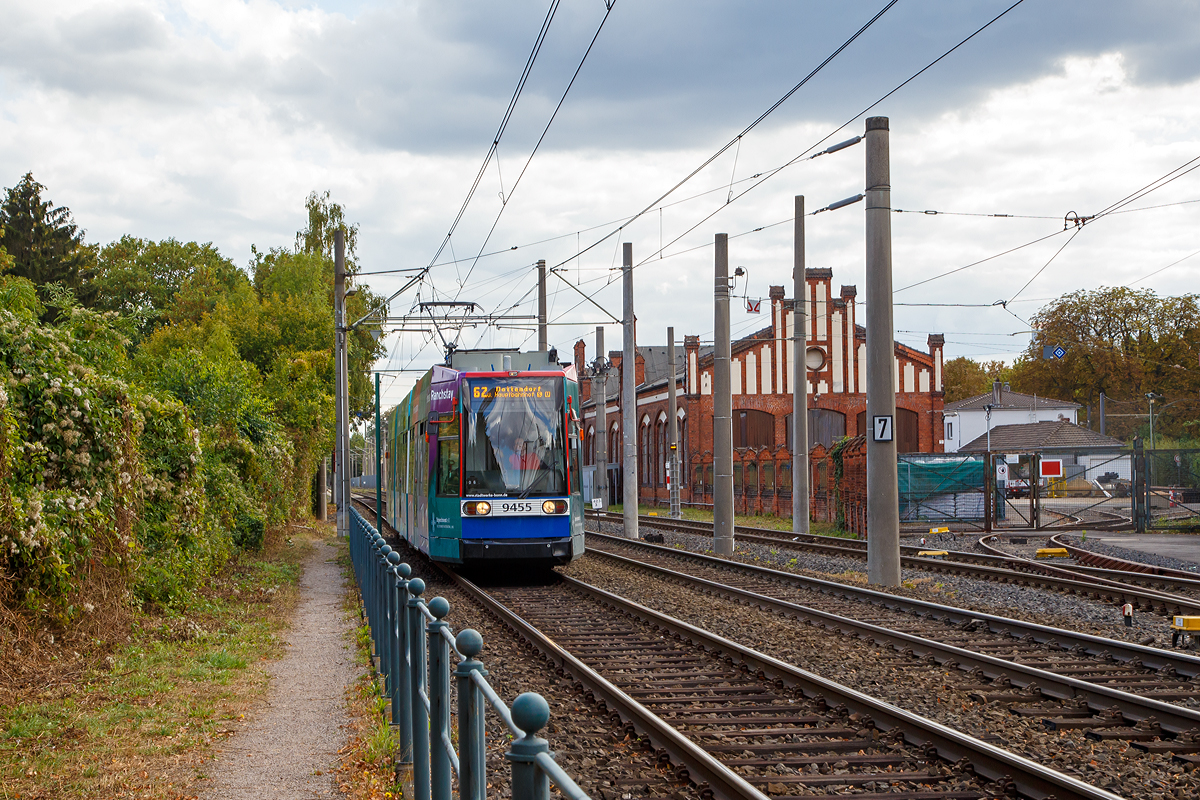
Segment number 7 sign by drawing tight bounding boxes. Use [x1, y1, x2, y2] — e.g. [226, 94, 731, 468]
[873, 415, 894, 442]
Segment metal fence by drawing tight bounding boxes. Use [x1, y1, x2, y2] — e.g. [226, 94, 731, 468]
[348, 507, 591, 800]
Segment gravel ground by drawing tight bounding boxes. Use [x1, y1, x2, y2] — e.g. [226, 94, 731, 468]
[562, 553, 1200, 800]
[589, 522, 1168, 646]
[197, 539, 356, 799]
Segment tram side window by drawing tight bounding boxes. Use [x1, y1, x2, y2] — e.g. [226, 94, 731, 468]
[436, 415, 460, 497]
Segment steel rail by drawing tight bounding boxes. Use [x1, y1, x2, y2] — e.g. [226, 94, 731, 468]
[441, 566, 772, 800]
[586, 531, 1200, 680]
[586, 511, 1200, 616]
[450, 565, 1124, 800]
[1048, 533, 1200, 581]
[587, 543, 1200, 736]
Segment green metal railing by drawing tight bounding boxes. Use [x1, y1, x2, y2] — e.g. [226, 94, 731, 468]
[348, 507, 590, 800]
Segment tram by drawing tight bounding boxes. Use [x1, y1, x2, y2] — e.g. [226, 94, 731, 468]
[382, 349, 585, 565]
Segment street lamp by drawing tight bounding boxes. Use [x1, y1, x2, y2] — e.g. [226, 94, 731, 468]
[1146, 392, 1164, 450]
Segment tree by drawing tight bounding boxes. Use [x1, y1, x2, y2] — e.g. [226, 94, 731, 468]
[294, 190, 358, 267]
[1008, 287, 1200, 440]
[942, 356, 1011, 403]
[93, 236, 238, 343]
[0, 173, 98, 312]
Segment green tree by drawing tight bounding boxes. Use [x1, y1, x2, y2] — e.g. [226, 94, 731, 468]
[93, 236, 238, 343]
[0, 173, 98, 312]
[942, 356, 1011, 403]
[1008, 287, 1200, 440]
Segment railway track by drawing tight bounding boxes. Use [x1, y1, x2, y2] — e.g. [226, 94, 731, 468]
[444, 566, 1122, 800]
[584, 533, 1200, 736]
[588, 511, 1200, 617]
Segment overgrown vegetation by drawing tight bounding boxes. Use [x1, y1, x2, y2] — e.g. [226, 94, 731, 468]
[0, 521, 313, 799]
[0, 174, 383, 695]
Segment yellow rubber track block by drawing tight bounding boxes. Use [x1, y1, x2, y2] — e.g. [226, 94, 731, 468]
[917, 551, 948, 558]
[1172, 616, 1200, 631]
[1035, 547, 1070, 558]
[929, 527, 950, 535]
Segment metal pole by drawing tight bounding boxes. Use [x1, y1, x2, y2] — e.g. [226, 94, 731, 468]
[1099, 391, 1107, 436]
[594, 326, 608, 511]
[621, 244, 639, 539]
[537, 259, 548, 352]
[335, 229, 349, 538]
[454, 630, 487, 800]
[427, 599, 452, 800]
[864, 116, 900, 586]
[713, 233, 734, 556]
[792, 196, 810, 534]
[317, 456, 327, 521]
[407, 579, 430, 800]
[667, 327, 681, 519]
[375, 372, 383, 531]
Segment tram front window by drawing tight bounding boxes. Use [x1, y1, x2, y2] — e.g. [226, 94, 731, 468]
[463, 378, 566, 497]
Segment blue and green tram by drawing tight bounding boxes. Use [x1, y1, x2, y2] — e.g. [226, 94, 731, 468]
[383, 350, 585, 565]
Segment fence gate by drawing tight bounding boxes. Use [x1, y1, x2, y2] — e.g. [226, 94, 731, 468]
[1143, 446, 1200, 531]
[1031, 447, 1135, 530]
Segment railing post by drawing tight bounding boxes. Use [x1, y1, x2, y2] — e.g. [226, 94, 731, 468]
[507, 693, 551, 800]
[427, 597, 452, 800]
[393, 562, 413, 759]
[407, 578, 430, 800]
[454, 629, 487, 800]
[378, 543, 392, 691]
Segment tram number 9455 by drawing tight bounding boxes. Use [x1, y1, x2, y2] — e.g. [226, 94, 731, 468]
[496, 501, 537, 515]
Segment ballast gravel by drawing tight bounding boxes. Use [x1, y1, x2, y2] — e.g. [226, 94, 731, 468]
[407, 561, 701, 800]
[588, 520, 1167, 647]
[566, 533, 1200, 800]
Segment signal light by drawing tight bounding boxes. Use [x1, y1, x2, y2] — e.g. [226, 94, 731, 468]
[464, 501, 491, 516]
[542, 500, 567, 514]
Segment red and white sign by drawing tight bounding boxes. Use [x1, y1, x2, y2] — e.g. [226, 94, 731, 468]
[1040, 459, 1063, 479]
[745, 298, 761, 314]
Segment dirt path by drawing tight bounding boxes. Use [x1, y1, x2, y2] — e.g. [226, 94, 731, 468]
[198, 538, 356, 799]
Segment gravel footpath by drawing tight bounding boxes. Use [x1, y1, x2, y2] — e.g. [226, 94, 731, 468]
[562, 552, 1200, 799]
[196, 539, 356, 799]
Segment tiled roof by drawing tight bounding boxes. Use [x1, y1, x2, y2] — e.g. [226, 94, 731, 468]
[946, 388, 1080, 413]
[958, 421, 1125, 453]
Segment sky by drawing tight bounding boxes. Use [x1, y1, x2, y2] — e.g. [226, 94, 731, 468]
[2, 0, 1200, 406]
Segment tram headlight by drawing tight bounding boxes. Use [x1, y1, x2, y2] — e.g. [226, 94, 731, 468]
[464, 501, 491, 516]
[542, 500, 568, 514]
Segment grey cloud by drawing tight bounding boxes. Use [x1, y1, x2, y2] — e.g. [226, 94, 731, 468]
[3, 1, 1200, 169]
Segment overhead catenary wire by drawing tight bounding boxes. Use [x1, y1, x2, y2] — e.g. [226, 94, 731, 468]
[621, 0, 1029, 275]
[539, 0, 902, 277]
[452, 0, 619, 298]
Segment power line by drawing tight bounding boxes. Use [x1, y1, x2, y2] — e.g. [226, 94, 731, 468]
[453, 0, 619, 297]
[542, 0, 901, 276]
[1127, 247, 1200, 286]
[424, 0, 563, 273]
[625, 0, 1029, 274]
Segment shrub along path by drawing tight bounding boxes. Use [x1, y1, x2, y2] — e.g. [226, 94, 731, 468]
[197, 536, 356, 799]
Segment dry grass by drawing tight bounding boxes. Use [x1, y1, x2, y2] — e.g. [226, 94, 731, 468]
[0, 521, 321, 800]
[331, 540, 405, 800]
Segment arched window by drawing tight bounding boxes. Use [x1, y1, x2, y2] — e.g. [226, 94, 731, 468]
[734, 409, 775, 449]
[640, 422, 651, 485]
[656, 419, 667, 486]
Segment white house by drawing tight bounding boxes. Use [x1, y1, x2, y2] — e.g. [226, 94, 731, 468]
[943, 381, 1080, 453]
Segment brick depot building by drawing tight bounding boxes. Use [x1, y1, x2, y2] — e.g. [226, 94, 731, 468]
[573, 268, 947, 513]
